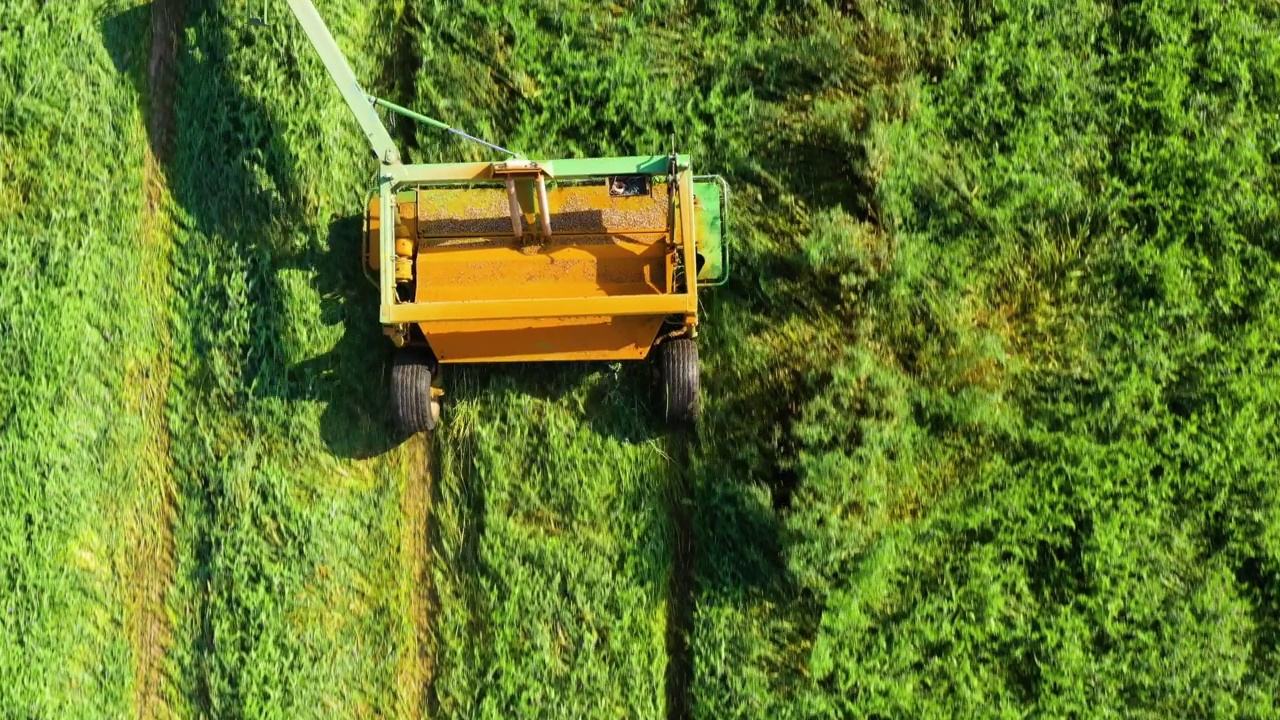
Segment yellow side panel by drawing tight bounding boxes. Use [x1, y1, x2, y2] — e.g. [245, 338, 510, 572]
[414, 236, 671, 362]
[421, 316, 667, 363]
[365, 193, 418, 270]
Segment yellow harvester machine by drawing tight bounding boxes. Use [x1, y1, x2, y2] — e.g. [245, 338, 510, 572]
[279, 0, 730, 435]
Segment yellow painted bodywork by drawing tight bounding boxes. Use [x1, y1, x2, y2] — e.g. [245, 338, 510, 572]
[366, 174, 698, 363]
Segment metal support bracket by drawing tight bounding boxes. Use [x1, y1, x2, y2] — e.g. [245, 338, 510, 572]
[492, 160, 554, 241]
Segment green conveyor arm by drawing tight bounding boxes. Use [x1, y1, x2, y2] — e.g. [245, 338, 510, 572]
[281, 0, 516, 161]
[283, 0, 400, 164]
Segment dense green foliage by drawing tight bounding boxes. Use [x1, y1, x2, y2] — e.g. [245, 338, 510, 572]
[684, 0, 1280, 716]
[4, 0, 1279, 716]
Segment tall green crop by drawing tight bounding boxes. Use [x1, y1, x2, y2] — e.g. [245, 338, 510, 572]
[691, 0, 1280, 715]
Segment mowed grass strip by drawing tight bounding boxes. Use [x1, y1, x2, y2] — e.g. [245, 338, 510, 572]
[0, 0, 170, 714]
[431, 368, 672, 718]
[162, 1, 422, 714]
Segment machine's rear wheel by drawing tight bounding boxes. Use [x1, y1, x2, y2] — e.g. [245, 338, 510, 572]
[391, 348, 439, 435]
[659, 338, 700, 428]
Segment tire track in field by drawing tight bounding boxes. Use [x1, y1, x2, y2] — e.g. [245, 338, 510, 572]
[376, 6, 435, 715]
[666, 433, 695, 720]
[124, 1, 184, 717]
[397, 433, 435, 719]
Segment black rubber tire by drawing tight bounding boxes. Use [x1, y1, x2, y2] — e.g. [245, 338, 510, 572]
[390, 348, 438, 435]
[659, 338, 700, 428]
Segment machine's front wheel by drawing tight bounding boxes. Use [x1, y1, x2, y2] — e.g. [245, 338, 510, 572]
[391, 349, 439, 436]
[659, 338, 700, 428]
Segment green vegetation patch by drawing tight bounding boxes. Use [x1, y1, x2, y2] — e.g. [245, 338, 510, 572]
[0, 0, 162, 714]
[691, 0, 1280, 715]
[432, 368, 671, 717]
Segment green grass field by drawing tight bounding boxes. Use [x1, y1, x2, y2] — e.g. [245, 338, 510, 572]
[0, 1, 172, 713]
[2, 0, 1279, 717]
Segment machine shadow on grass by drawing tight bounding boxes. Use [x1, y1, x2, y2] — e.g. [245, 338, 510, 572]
[273, 213, 407, 459]
[104, 3, 407, 463]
